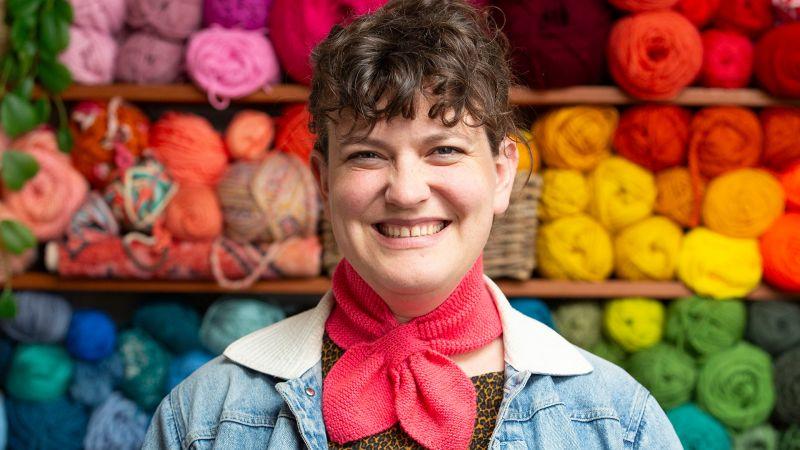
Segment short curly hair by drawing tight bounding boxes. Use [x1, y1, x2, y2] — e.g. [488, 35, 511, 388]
[309, 0, 516, 159]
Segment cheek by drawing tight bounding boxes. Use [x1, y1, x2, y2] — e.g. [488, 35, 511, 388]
[435, 166, 496, 220]
[330, 170, 384, 219]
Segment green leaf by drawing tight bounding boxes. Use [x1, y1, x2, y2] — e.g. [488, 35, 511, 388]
[53, 0, 73, 23]
[10, 17, 34, 53]
[0, 290, 17, 319]
[37, 59, 72, 94]
[1, 149, 39, 191]
[56, 125, 72, 152]
[12, 77, 34, 99]
[0, 219, 37, 255]
[0, 93, 39, 137]
[38, 10, 70, 54]
[33, 98, 51, 124]
[7, 0, 44, 19]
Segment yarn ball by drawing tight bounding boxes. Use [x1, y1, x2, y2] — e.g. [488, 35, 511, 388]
[274, 104, 316, 164]
[774, 347, 800, 424]
[226, 110, 274, 161]
[678, 227, 762, 299]
[0, 291, 72, 343]
[700, 30, 754, 88]
[609, 0, 678, 12]
[513, 130, 541, 174]
[782, 426, 800, 450]
[688, 106, 763, 180]
[59, 27, 117, 85]
[6, 344, 73, 402]
[0, 337, 14, 381]
[603, 297, 664, 353]
[589, 339, 628, 367]
[199, 299, 286, 354]
[733, 425, 778, 450]
[166, 350, 214, 391]
[747, 301, 800, 356]
[703, 168, 785, 238]
[697, 342, 775, 429]
[84, 392, 149, 450]
[538, 169, 589, 221]
[587, 157, 657, 232]
[203, 0, 272, 29]
[217, 152, 319, 243]
[6, 397, 88, 450]
[715, 0, 774, 37]
[665, 296, 746, 357]
[536, 214, 614, 281]
[151, 112, 229, 186]
[186, 26, 280, 110]
[66, 309, 116, 361]
[0, 393, 5, 450]
[674, 0, 721, 27]
[613, 105, 691, 172]
[118, 329, 170, 411]
[268, 0, 386, 84]
[755, 24, 800, 98]
[103, 159, 177, 232]
[115, 32, 184, 85]
[655, 166, 705, 228]
[164, 184, 223, 241]
[70, 100, 150, 190]
[4, 129, 89, 240]
[509, 299, 556, 329]
[133, 303, 201, 354]
[626, 343, 696, 410]
[492, 0, 613, 88]
[781, 162, 800, 211]
[607, 10, 702, 100]
[533, 106, 618, 172]
[127, 0, 203, 40]
[614, 216, 683, 281]
[70, 355, 123, 408]
[760, 213, 800, 292]
[667, 403, 732, 450]
[552, 302, 602, 349]
[761, 107, 800, 170]
[71, 0, 127, 33]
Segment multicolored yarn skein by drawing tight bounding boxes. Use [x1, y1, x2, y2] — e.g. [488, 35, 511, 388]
[104, 159, 177, 232]
[116, 33, 184, 84]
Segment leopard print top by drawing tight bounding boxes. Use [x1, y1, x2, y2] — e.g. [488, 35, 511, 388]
[322, 334, 504, 450]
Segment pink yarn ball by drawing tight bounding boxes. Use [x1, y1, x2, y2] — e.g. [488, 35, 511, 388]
[186, 27, 280, 109]
[203, 0, 272, 30]
[127, 0, 203, 40]
[70, 0, 127, 34]
[60, 27, 117, 85]
[700, 29, 754, 88]
[116, 32, 184, 84]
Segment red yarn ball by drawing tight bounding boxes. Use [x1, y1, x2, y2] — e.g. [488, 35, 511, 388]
[614, 105, 691, 171]
[715, 0, 774, 37]
[755, 23, 800, 98]
[274, 104, 315, 164]
[700, 29, 754, 88]
[674, 0, 721, 28]
[760, 213, 800, 292]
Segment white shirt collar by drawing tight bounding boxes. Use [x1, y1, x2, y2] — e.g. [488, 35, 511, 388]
[224, 276, 593, 380]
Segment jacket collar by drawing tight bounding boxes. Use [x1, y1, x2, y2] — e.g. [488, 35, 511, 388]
[224, 276, 593, 380]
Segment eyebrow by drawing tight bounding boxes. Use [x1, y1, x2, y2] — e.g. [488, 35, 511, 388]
[339, 131, 470, 149]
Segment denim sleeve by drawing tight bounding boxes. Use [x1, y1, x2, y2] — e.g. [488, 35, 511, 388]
[631, 394, 683, 450]
[142, 394, 184, 450]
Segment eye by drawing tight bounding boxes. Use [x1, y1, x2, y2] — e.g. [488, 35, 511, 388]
[431, 146, 463, 156]
[347, 151, 382, 160]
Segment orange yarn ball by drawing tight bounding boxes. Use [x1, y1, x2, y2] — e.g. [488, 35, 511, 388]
[607, 10, 702, 100]
[151, 112, 229, 186]
[760, 213, 800, 292]
[761, 107, 800, 170]
[274, 104, 315, 164]
[655, 167, 705, 228]
[688, 106, 762, 180]
[614, 105, 691, 171]
[781, 162, 800, 211]
[164, 184, 223, 241]
[225, 110, 274, 161]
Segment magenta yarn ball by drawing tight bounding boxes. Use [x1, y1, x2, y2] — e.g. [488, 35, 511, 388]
[60, 27, 118, 85]
[700, 29, 754, 88]
[116, 32, 184, 84]
[203, 0, 273, 30]
[70, 0, 127, 34]
[127, 0, 203, 40]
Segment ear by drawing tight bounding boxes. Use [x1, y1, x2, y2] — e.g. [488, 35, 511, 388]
[493, 136, 519, 215]
[310, 150, 331, 219]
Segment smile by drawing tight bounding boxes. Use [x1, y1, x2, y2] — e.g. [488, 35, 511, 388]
[374, 221, 450, 238]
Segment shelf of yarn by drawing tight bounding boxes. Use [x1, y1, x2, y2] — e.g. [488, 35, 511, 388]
[59, 84, 800, 107]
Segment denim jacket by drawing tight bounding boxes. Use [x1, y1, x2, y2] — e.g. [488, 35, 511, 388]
[143, 277, 683, 449]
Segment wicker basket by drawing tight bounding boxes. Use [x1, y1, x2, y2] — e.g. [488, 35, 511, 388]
[320, 172, 542, 279]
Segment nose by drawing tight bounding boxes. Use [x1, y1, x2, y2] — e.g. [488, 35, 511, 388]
[384, 157, 431, 207]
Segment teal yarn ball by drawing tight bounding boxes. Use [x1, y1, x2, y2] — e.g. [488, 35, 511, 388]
[6, 344, 73, 401]
[0, 393, 6, 450]
[6, 396, 88, 450]
[167, 350, 214, 391]
[133, 302, 201, 354]
[509, 298, 556, 329]
[627, 343, 697, 411]
[668, 403, 731, 450]
[200, 299, 286, 354]
[733, 424, 778, 450]
[118, 329, 170, 411]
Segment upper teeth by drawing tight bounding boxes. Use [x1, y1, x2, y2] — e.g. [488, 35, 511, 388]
[379, 222, 445, 238]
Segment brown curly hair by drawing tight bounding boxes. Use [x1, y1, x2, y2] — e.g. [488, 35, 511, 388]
[308, 0, 517, 159]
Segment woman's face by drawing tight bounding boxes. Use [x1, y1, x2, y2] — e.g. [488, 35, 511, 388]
[313, 98, 518, 316]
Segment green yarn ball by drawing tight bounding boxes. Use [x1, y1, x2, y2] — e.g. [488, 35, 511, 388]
[133, 302, 201, 354]
[733, 424, 778, 450]
[627, 343, 696, 410]
[590, 339, 628, 367]
[668, 403, 731, 450]
[747, 301, 800, 356]
[118, 329, 170, 411]
[774, 347, 800, 425]
[665, 296, 746, 358]
[781, 425, 800, 450]
[553, 302, 602, 349]
[697, 342, 775, 430]
[6, 344, 74, 401]
[200, 299, 286, 355]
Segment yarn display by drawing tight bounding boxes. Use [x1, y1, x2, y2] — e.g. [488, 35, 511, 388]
[732, 425, 778, 450]
[199, 298, 286, 354]
[5, 397, 88, 450]
[667, 403, 732, 450]
[626, 343, 696, 410]
[60, 26, 117, 85]
[552, 302, 602, 349]
[755, 24, 800, 98]
[760, 213, 800, 292]
[702, 168, 785, 238]
[700, 30, 754, 88]
[104, 159, 177, 232]
[607, 10, 702, 100]
[150, 112, 229, 186]
[613, 105, 691, 172]
[203, 0, 272, 29]
[533, 106, 618, 172]
[587, 156, 656, 232]
[746, 301, 800, 356]
[84, 392, 149, 450]
[117, 329, 170, 411]
[166, 350, 214, 390]
[536, 214, 613, 281]
[6, 344, 73, 402]
[714, 0, 774, 37]
[603, 297, 664, 352]
[675, 0, 721, 27]
[133, 303, 201, 354]
[186, 27, 281, 110]
[609, 0, 678, 12]
[66, 309, 117, 361]
[70, 356, 123, 408]
[226, 110, 274, 161]
[115, 33, 184, 84]
[508, 299, 555, 329]
[655, 167, 705, 228]
[538, 169, 589, 221]
[590, 339, 628, 367]
[164, 184, 223, 242]
[273, 104, 316, 164]
[71, 0, 127, 34]
[665, 296, 746, 358]
[697, 343, 775, 429]
[689, 106, 763, 181]
[677, 227, 762, 299]
[774, 347, 800, 424]
[492, 0, 613, 88]
[761, 107, 800, 170]
[0, 291, 71, 343]
[614, 216, 683, 281]
[781, 163, 800, 211]
[126, 0, 203, 40]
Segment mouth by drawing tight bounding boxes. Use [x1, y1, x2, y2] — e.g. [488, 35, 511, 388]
[373, 220, 451, 238]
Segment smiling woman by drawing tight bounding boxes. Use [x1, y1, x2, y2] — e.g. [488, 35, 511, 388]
[142, 1, 682, 449]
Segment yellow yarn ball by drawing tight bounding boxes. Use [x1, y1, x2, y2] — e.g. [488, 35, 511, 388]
[537, 214, 614, 281]
[588, 157, 657, 232]
[702, 168, 785, 238]
[513, 130, 540, 173]
[539, 169, 590, 221]
[615, 216, 683, 281]
[533, 106, 618, 172]
[678, 227, 762, 299]
[604, 297, 665, 352]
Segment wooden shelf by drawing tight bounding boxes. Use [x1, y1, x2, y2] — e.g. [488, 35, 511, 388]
[3, 273, 796, 300]
[58, 84, 800, 107]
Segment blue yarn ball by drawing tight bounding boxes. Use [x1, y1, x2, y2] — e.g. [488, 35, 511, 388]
[70, 354, 123, 408]
[510, 298, 556, 330]
[133, 302, 201, 354]
[6, 396, 88, 450]
[84, 392, 149, 450]
[0, 291, 72, 343]
[668, 403, 731, 450]
[167, 350, 214, 391]
[0, 337, 15, 382]
[66, 310, 117, 361]
[200, 299, 286, 354]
